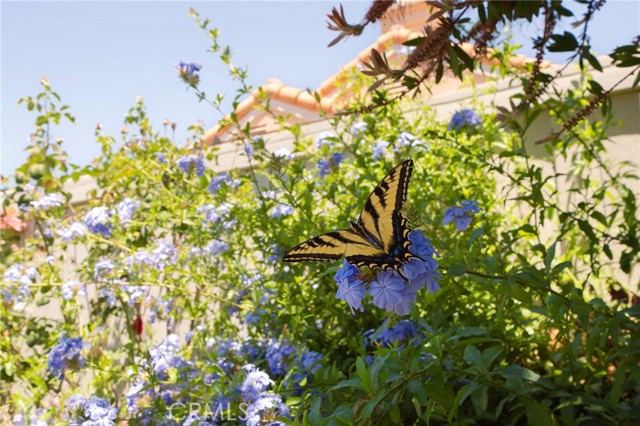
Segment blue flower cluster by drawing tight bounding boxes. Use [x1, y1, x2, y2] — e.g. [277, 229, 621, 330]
[2, 264, 37, 302]
[61, 280, 86, 301]
[315, 131, 336, 149]
[270, 204, 294, 218]
[83, 206, 113, 237]
[57, 221, 88, 242]
[124, 240, 178, 272]
[47, 335, 87, 378]
[177, 154, 205, 177]
[350, 121, 367, 136]
[93, 258, 115, 280]
[334, 230, 440, 315]
[317, 152, 345, 177]
[372, 140, 389, 160]
[365, 320, 426, 349]
[115, 197, 140, 225]
[448, 109, 482, 130]
[394, 132, 426, 153]
[266, 340, 295, 376]
[274, 147, 292, 160]
[244, 393, 290, 426]
[11, 410, 49, 426]
[176, 61, 202, 85]
[68, 396, 118, 426]
[443, 200, 480, 231]
[121, 332, 306, 426]
[31, 193, 65, 211]
[208, 173, 239, 195]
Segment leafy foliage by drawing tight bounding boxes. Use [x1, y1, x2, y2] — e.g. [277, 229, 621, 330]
[1, 5, 639, 426]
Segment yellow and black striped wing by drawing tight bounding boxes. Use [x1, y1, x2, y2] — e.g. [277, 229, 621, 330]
[283, 230, 385, 263]
[357, 159, 413, 256]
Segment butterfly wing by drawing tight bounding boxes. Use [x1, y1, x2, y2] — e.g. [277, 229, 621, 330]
[283, 230, 385, 263]
[356, 159, 415, 270]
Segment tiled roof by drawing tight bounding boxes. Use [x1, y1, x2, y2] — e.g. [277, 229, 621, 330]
[202, 24, 548, 145]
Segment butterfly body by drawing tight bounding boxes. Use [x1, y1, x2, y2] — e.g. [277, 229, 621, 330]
[283, 160, 417, 279]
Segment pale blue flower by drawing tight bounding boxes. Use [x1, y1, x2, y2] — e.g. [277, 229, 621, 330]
[245, 394, 290, 426]
[315, 131, 336, 149]
[209, 173, 231, 194]
[369, 270, 405, 312]
[240, 368, 274, 403]
[47, 335, 87, 378]
[205, 239, 228, 256]
[270, 204, 293, 218]
[57, 222, 88, 242]
[83, 206, 112, 237]
[115, 198, 140, 225]
[334, 260, 366, 313]
[443, 200, 480, 231]
[31, 193, 65, 211]
[176, 155, 205, 177]
[94, 259, 115, 280]
[448, 109, 482, 130]
[61, 281, 86, 301]
[372, 140, 389, 160]
[70, 396, 118, 426]
[350, 121, 367, 136]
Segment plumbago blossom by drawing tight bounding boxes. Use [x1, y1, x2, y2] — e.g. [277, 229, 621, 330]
[270, 204, 294, 218]
[68, 396, 118, 426]
[57, 221, 88, 242]
[395, 132, 426, 152]
[2, 264, 38, 302]
[448, 109, 482, 130]
[119, 330, 300, 425]
[176, 61, 201, 85]
[61, 281, 86, 301]
[443, 200, 481, 231]
[31, 192, 65, 211]
[47, 335, 88, 378]
[209, 172, 239, 195]
[317, 152, 345, 177]
[83, 206, 112, 237]
[177, 154, 205, 177]
[372, 140, 390, 160]
[115, 197, 140, 225]
[334, 230, 440, 315]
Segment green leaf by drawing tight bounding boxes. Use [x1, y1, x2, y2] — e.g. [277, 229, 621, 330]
[408, 379, 428, 404]
[548, 31, 579, 52]
[463, 345, 482, 368]
[551, 261, 572, 276]
[525, 401, 553, 426]
[506, 282, 532, 304]
[544, 242, 556, 273]
[369, 352, 390, 393]
[466, 226, 484, 249]
[356, 357, 372, 395]
[388, 391, 402, 423]
[448, 263, 466, 277]
[361, 391, 386, 419]
[330, 378, 362, 391]
[470, 385, 488, 414]
[500, 365, 541, 382]
[424, 383, 455, 411]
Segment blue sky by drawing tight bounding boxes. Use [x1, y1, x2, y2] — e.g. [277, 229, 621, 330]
[2, 1, 638, 174]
